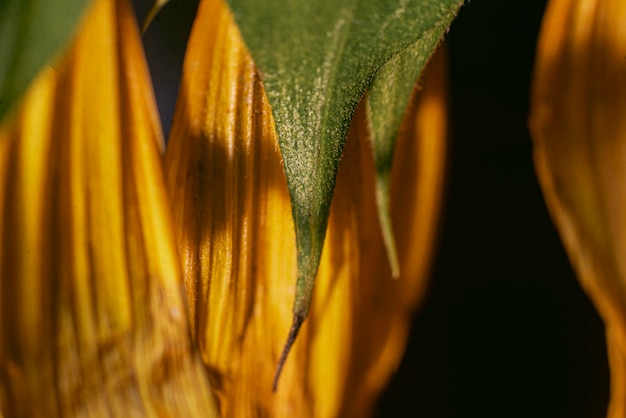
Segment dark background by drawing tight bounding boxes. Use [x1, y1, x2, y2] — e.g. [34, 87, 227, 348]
[375, 1, 609, 417]
[132, 0, 610, 416]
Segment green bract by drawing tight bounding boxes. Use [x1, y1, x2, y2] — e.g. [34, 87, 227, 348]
[224, 0, 463, 384]
[367, 29, 449, 279]
[0, 0, 90, 122]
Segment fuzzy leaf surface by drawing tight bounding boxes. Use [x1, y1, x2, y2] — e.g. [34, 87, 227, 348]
[225, 0, 463, 318]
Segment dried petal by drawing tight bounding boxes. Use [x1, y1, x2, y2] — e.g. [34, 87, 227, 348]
[530, 0, 626, 416]
[165, 0, 448, 415]
[0, 0, 218, 416]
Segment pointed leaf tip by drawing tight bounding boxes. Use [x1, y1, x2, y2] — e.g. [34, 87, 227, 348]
[366, 32, 450, 278]
[374, 176, 401, 278]
[141, 0, 169, 34]
[273, 312, 305, 392]
[226, 0, 463, 370]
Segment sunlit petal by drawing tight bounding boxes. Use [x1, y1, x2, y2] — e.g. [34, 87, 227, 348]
[0, 0, 218, 415]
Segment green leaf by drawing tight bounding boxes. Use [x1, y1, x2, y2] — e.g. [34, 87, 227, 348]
[225, 0, 464, 388]
[0, 0, 91, 123]
[366, 26, 449, 279]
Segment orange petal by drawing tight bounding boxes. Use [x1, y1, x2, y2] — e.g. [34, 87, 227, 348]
[0, 0, 218, 416]
[165, 0, 448, 415]
[530, 0, 626, 416]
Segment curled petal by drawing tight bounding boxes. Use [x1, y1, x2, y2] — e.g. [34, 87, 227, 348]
[530, 0, 626, 415]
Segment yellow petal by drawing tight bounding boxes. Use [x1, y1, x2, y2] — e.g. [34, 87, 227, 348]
[530, 0, 626, 416]
[330, 49, 449, 418]
[0, 0, 218, 416]
[166, 0, 448, 415]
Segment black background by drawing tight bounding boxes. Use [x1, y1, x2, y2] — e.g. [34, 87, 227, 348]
[132, 0, 610, 416]
[374, 1, 609, 417]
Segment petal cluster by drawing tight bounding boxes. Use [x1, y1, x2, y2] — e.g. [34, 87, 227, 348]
[0, 0, 218, 416]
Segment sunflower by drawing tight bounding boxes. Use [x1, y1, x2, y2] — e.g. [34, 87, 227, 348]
[0, 0, 449, 416]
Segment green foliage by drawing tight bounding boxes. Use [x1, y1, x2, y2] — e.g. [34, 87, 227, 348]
[0, 0, 90, 122]
[366, 28, 449, 278]
[226, 0, 463, 323]
[225, 0, 463, 385]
